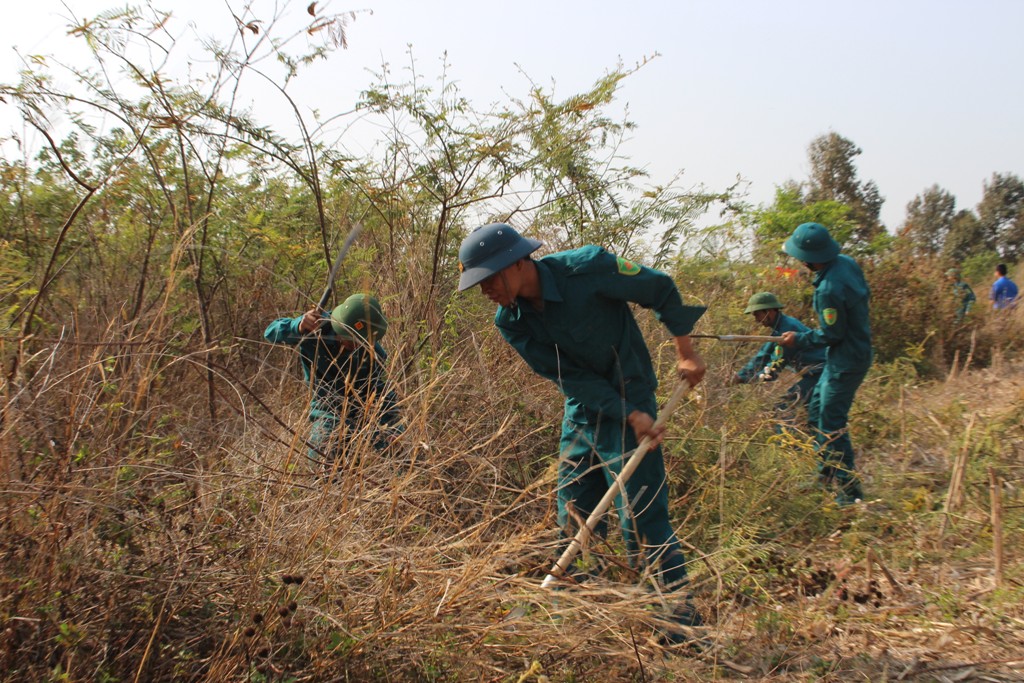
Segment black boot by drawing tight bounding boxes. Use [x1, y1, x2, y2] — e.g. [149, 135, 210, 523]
[659, 599, 707, 649]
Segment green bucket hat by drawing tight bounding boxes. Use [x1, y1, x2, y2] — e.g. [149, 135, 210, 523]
[330, 293, 388, 342]
[457, 223, 542, 291]
[744, 291, 784, 314]
[782, 222, 841, 263]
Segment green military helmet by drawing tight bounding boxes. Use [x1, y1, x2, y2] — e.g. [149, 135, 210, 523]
[744, 291, 784, 314]
[330, 293, 388, 342]
[945, 267, 960, 278]
[457, 223, 542, 291]
[783, 222, 841, 263]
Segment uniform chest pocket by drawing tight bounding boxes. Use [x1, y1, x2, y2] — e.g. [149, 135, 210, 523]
[566, 319, 600, 345]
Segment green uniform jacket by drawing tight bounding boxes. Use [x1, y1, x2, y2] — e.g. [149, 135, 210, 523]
[263, 315, 401, 426]
[737, 313, 826, 383]
[495, 246, 705, 423]
[794, 254, 873, 373]
[953, 281, 976, 320]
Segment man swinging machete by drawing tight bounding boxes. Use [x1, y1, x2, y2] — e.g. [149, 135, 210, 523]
[264, 223, 404, 475]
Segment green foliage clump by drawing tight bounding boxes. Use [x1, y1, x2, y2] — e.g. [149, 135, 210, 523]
[748, 184, 853, 261]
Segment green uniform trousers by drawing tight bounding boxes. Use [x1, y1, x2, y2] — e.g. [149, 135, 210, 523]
[556, 399, 689, 589]
[774, 370, 822, 433]
[806, 365, 868, 500]
[309, 410, 403, 467]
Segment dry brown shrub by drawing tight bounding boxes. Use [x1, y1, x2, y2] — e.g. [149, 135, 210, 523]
[3, 265, 1024, 681]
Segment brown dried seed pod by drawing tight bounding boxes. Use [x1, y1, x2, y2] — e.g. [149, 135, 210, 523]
[278, 606, 290, 618]
[288, 601, 298, 613]
[252, 613, 264, 624]
[257, 647, 270, 658]
[282, 575, 294, 584]
[243, 626, 256, 638]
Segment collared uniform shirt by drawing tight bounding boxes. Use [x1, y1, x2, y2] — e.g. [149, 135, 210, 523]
[494, 246, 705, 424]
[952, 281, 975, 319]
[737, 313, 826, 383]
[794, 254, 873, 373]
[263, 315, 401, 425]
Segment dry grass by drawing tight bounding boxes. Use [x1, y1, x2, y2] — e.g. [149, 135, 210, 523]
[2, 305, 1024, 682]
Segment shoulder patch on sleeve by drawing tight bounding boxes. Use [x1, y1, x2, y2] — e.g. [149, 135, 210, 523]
[822, 308, 838, 326]
[616, 256, 641, 276]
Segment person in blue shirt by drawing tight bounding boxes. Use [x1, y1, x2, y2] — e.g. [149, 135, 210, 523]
[731, 292, 825, 429]
[264, 294, 403, 474]
[457, 223, 707, 645]
[946, 268, 976, 323]
[989, 263, 1018, 310]
[779, 223, 873, 506]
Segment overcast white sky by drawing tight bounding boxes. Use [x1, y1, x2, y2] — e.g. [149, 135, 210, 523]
[2, 0, 1022, 230]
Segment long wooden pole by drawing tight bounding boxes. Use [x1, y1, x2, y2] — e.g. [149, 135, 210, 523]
[989, 467, 1004, 587]
[541, 380, 693, 589]
[689, 334, 784, 343]
[940, 412, 976, 537]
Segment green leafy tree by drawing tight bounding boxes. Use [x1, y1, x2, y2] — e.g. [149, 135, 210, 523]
[961, 249, 1002, 286]
[1, 3, 360, 417]
[977, 172, 1024, 260]
[899, 184, 956, 256]
[345, 55, 729, 356]
[748, 182, 853, 260]
[806, 132, 885, 250]
[514, 67, 729, 264]
[941, 209, 986, 263]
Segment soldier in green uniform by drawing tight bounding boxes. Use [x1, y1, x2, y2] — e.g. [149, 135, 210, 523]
[731, 292, 826, 429]
[264, 293, 403, 472]
[946, 268, 976, 323]
[779, 223, 872, 506]
[457, 222, 707, 644]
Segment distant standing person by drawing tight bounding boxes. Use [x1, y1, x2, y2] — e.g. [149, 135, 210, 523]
[731, 292, 826, 428]
[457, 222, 708, 645]
[264, 294, 403, 473]
[945, 268, 976, 323]
[989, 263, 1019, 310]
[779, 223, 872, 506]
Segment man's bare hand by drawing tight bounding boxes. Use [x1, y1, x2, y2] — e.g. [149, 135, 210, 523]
[627, 410, 664, 447]
[298, 309, 322, 334]
[780, 331, 797, 348]
[674, 335, 707, 386]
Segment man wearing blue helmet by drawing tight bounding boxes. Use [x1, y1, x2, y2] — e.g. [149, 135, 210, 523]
[264, 293, 403, 474]
[779, 223, 872, 506]
[458, 222, 708, 645]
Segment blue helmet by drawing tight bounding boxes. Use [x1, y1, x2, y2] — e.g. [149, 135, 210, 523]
[457, 223, 542, 291]
[783, 222, 841, 263]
